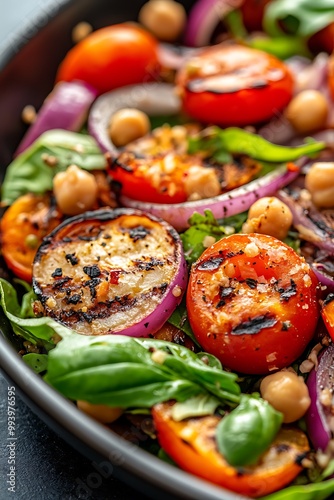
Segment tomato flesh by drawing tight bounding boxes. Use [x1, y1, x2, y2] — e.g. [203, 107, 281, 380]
[321, 295, 334, 342]
[1, 194, 63, 282]
[176, 45, 294, 126]
[152, 401, 310, 498]
[186, 233, 320, 374]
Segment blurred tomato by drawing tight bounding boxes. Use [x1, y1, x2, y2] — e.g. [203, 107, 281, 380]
[56, 24, 160, 95]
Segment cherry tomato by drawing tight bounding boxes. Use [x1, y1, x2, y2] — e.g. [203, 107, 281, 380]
[186, 233, 320, 374]
[56, 24, 160, 95]
[152, 401, 310, 498]
[176, 45, 294, 126]
[321, 294, 334, 342]
[0, 194, 63, 282]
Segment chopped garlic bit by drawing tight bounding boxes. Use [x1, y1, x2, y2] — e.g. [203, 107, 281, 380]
[151, 349, 168, 364]
[172, 285, 182, 297]
[203, 235, 216, 248]
[244, 242, 260, 257]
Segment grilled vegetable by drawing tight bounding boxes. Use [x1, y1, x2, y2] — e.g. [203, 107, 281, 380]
[186, 233, 320, 374]
[152, 401, 310, 498]
[32, 208, 187, 336]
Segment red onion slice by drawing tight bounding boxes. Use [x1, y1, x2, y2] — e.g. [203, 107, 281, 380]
[121, 167, 299, 231]
[306, 343, 334, 451]
[32, 208, 187, 338]
[278, 189, 334, 255]
[88, 83, 181, 155]
[15, 81, 97, 157]
[184, 0, 243, 47]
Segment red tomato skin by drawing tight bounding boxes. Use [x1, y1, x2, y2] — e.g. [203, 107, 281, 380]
[240, 0, 271, 32]
[309, 22, 334, 55]
[321, 296, 334, 342]
[152, 402, 309, 498]
[56, 24, 160, 95]
[177, 45, 294, 126]
[109, 165, 187, 204]
[186, 234, 320, 374]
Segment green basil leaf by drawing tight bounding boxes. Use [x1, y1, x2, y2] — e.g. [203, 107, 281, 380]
[180, 209, 237, 265]
[0, 278, 67, 344]
[216, 394, 283, 466]
[212, 127, 325, 162]
[171, 394, 220, 421]
[249, 35, 310, 59]
[196, 352, 222, 370]
[260, 478, 334, 500]
[1, 129, 106, 205]
[22, 353, 48, 373]
[263, 0, 334, 38]
[44, 333, 240, 409]
[167, 299, 200, 347]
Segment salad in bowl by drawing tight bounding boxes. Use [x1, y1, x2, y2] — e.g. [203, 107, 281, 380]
[0, 0, 333, 499]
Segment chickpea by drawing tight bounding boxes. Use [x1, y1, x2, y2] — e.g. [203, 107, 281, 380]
[260, 371, 311, 423]
[108, 108, 150, 147]
[305, 162, 334, 208]
[72, 21, 93, 43]
[242, 197, 293, 240]
[139, 0, 186, 42]
[53, 164, 98, 215]
[285, 90, 328, 134]
[77, 401, 123, 424]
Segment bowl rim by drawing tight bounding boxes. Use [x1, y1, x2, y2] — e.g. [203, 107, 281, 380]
[0, 2, 247, 499]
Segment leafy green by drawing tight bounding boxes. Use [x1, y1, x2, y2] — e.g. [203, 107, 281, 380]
[188, 127, 325, 163]
[44, 334, 241, 409]
[1, 129, 106, 205]
[249, 35, 310, 59]
[22, 353, 48, 373]
[216, 394, 283, 467]
[0, 278, 63, 346]
[260, 479, 334, 500]
[171, 394, 220, 421]
[167, 299, 200, 346]
[264, 0, 334, 38]
[180, 210, 247, 265]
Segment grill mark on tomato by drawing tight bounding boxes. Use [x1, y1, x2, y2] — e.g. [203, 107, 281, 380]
[276, 279, 297, 302]
[231, 315, 277, 335]
[245, 278, 257, 289]
[324, 292, 334, 306]
[198, 257, 224, 271]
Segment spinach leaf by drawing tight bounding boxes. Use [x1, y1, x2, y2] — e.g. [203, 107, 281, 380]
[167, 299, 200, 347]
[1, 129, 106, 205]
[44, 334, 240, 409]
[189, 127, 325, 163]
[180, 210, 248, 265]
[171, 394, 220, 421]
[216, 394, 283, 466]
[264, 0, 334, 38]
[260, 479, 334, 500]
[22, 353, 48, 373]
[0, 278, 64, 346]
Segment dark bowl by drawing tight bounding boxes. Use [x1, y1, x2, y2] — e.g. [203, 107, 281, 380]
[0, 1, 247, 499]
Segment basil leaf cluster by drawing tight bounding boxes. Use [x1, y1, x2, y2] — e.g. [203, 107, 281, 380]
[216, 394, 283, 467]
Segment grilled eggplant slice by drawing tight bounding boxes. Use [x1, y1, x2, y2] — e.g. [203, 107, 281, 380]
[32, 208, 187, 336]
